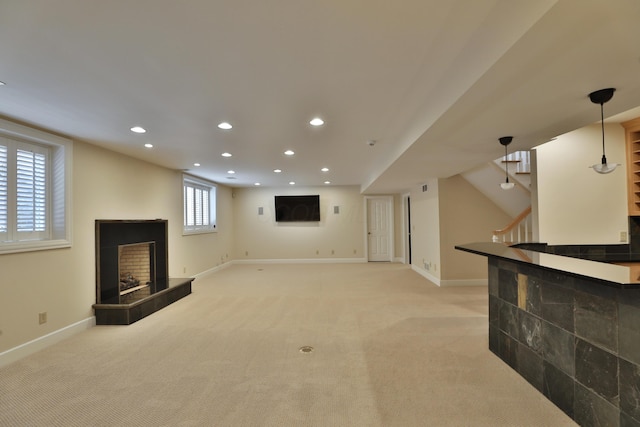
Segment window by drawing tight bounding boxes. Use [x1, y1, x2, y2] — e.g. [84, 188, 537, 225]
[183, 174, 216, 234]
[0, 119, 72, 254]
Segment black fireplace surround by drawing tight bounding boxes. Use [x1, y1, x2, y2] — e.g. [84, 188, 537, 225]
[93, 219, 192, 325]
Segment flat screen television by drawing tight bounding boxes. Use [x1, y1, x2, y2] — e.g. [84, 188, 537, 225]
[275, 195, 320, 222]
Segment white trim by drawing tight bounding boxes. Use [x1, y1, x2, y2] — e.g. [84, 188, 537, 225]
[0, 118, 73, 254]
[192, 261, 233, 280]
[402, 192, 410, 265]
[412, 264, 441, 286]
[411, 265, 487, 287]
[0, 316, 94, 369]
[232, 258, 368, 265]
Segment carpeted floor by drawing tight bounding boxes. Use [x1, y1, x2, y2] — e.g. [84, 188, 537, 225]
[0, 263, 576, 426]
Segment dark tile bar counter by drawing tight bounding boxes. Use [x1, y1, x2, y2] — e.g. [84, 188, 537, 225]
[455, 242, 640, 427]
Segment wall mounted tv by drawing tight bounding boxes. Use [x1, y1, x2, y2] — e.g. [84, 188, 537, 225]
[275, 195, 320, 222]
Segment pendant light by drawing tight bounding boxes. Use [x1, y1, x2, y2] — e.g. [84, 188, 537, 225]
[589, 88, 619, 174]
[499, 136, 515, 190]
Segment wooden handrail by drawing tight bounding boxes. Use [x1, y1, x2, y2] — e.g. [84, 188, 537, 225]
[493, 206, 532, 236]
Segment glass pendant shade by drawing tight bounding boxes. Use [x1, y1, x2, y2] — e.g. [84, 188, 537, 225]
[501, 181, 515, 190]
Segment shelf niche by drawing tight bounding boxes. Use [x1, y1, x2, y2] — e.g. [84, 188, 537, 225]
[624, 117, 640, 215]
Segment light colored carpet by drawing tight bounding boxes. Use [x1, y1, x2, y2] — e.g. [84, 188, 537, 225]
[0, 263, 576, 426]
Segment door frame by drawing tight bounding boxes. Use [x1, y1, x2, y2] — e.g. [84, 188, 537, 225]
[402, 192, 411, 265]
[364, 195, 394, 262]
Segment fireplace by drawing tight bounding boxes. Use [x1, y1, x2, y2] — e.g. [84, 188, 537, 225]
[93, 219, 192, 325]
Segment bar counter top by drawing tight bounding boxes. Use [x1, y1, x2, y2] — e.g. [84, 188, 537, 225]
[455, 242, 640, 288]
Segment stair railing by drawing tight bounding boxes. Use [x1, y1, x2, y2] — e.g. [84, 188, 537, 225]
[492, 206, 533, 244]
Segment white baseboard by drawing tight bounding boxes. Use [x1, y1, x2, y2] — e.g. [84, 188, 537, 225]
[232, 257, 368, 264]
[0, 316, 95, 369]
[192, 261, 233, 280]
[412, 264, 441, 286]
[411, 265, 487, 287]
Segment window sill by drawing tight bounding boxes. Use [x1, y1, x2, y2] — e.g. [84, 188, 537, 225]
[0, 239, 72, 255]
[182, 228, 217, 236]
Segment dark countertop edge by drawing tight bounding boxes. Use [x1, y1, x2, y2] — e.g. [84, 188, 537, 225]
[455, 242, 640, 289]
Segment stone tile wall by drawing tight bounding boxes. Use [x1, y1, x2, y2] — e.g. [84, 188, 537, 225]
[489, 257, 640, 427]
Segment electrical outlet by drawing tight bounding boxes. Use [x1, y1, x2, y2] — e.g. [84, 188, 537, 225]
[620, 231, 628, 242]
[38, 312, 47, 325]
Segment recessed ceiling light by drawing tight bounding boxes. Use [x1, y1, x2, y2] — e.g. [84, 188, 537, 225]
[254, 182, 261, 186]
[144, 143, 153, 148]
[284, 150, 295, 156]
[193, 163, 200, 167]
[221, 152, 232, 157]
[310, 117, 324, 126]
[289, 181, 295, 185]
[324, 181, 331, 185]
[321, 167, 329, 172]
[274, 169, 282, 173]
[218, 122, 232, 130]
[130, 126, 146, 133]
[227, 170, 235, 174]
[0, 81, 5, 86]
[226, 176, 237, 180]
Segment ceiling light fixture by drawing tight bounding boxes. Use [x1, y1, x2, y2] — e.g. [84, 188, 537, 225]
[324, 181, 331, 185]
[0, 81, 5, 86]
[130, 126, 146, 134]
[227, 170, 235, 174]
[144, 143, 153, 148]
[218, 122, 232, 130]
[499, 136, 515, 190]
[588, 88, 619, 174]
[289, 181, 295, 185]
[274, 169, 282, 173]
[254, 182, 261, 186]
[193, 163, 200, 167]
[284, 150, 295, 156]
[321, 167, 329, 172]
[221, 152, 232, 157]
[310, 118, 324, 126]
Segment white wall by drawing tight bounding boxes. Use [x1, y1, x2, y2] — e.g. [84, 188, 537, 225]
[232, 185, 366, 260]
[408, 178, 441, 281]
[0, 138, 234, 355]
[535, 123, 628, 245]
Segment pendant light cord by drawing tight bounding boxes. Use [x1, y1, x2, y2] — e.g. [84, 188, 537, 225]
[600, 102, 606, 161]
[504, 144, 509, 182]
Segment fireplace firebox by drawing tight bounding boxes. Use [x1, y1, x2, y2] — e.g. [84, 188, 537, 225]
[93, 219, 192, 325]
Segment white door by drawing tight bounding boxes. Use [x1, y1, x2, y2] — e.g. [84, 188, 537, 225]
[367, 197, 392, 262]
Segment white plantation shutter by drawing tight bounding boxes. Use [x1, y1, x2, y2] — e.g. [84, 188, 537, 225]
[183, 175, 216, 233]
[16, 147, 47, 234]
[0, 138, 52, 244]
[0, 145, 7, 235]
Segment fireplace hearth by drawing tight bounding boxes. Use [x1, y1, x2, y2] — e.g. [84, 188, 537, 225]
[93, 219, 192, 325]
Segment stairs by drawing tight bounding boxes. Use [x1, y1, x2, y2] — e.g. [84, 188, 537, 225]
[461, 150, 533, 244]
